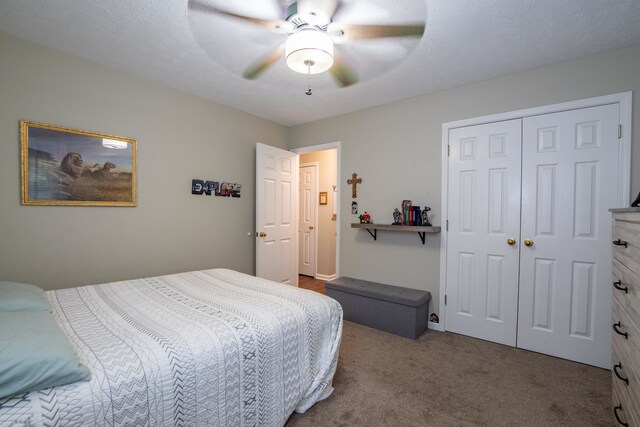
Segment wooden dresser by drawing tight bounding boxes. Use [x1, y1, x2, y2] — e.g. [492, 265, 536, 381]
[611, 208, 640, 427]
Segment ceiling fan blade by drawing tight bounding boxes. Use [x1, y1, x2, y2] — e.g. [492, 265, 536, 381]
[295, 0, 340, 21]
[330, 54, 358, 88]
[189, 0, 287, 32]
[242, 44, 285, 80]
[333, 22, 425, 41]
[328, 0, 345, 20]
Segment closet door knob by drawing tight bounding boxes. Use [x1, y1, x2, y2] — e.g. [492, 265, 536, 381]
[258, 231, 267, 237]
[309, 225, 314, 230]
[507, 238, 516, 246]
[524, 239, 534, 247]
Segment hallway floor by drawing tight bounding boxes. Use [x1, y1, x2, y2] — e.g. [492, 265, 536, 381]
[298, 275, 326, 294]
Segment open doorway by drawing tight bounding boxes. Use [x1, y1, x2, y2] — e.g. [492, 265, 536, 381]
[292, 142, 341, 288]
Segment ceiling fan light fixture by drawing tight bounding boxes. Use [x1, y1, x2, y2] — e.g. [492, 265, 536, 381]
[285, 29, 334, 74]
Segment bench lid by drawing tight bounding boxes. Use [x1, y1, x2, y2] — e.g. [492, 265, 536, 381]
[325, 277, 431, 307]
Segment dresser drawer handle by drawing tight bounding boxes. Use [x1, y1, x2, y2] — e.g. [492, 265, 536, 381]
[613, 239, 628, 247]
[614, 363, 629, 385]
[613, 281, 629, 293]
[614, 405, 629, 426]
[613, 322, 629, 339]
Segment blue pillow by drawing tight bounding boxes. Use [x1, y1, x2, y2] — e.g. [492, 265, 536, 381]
[0, 311, 91, 399]
[0, 281, 51, 312]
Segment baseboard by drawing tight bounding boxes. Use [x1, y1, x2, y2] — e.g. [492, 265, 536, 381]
[315, 273, 336, 281]
[428, 321, 443, 332]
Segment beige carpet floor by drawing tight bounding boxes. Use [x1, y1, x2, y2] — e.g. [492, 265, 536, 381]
[286, 321, 611, 426]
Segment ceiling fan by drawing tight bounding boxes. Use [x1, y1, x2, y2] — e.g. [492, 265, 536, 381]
[188, 0, 426, 90]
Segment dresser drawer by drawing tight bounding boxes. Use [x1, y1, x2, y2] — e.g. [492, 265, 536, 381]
[613, 215, 640, 246]
[613, 220, 640, 277]
[613, 335, 640, 423]
[613, 258, 640, 326]
[613, 377, 639, 427]
[613, 295, 640, 353]
[611, 212, 640, 427]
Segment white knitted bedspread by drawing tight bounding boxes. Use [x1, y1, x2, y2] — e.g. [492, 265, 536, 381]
[0, 269, 343, 426]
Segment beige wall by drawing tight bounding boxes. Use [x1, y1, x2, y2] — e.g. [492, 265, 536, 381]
[300, 149, 337, 278]
[2, 29, 639, 316]
[289, 43, 640, 317]
[0, 33, 288, 290]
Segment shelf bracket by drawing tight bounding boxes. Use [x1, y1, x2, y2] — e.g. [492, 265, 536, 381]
[365, 228, 377, 241]
[418, 232, 426, 245]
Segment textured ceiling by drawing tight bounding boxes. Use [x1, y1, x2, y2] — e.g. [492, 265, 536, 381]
[1, 0, 640, 126]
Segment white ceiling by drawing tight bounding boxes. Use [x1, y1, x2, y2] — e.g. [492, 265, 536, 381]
[1, 0, 640, 126]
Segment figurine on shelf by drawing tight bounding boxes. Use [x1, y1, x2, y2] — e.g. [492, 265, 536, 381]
[421, 206, 432, 226]
[392, 208, 402, 225]
[359, 211, 372, 224]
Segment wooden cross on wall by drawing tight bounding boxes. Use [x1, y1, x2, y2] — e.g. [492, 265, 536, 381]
[347, 173, 362, 198]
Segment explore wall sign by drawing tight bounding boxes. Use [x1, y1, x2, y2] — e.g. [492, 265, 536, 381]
[192, 179, 242, 198]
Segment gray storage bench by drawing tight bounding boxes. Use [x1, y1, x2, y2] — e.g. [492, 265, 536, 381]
[325, 277, 431, 339]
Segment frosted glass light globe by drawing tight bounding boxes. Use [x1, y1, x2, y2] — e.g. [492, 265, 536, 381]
[285, 29, 334, 74]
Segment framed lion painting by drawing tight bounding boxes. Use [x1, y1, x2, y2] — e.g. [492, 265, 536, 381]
[20, 121, 137, 206]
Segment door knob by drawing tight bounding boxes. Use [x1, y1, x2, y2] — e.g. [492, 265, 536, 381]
[309, 225, 314, 230]
[507, 238, 516, 246]
[524, 239, 534, 247]
[258, 231, 267, 237]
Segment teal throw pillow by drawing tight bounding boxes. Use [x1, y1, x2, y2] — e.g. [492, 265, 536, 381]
[0, 311, 91, 399]
[0, 281, 51, 312]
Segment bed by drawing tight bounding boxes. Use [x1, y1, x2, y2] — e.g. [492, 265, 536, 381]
[0, 269, 343, 426]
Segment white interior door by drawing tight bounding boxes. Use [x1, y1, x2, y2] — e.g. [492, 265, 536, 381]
[445, 119, 522, 346]
[299, 164, 317, 277]
[517, 104, 619, 368]
[256, 143, 298, 286]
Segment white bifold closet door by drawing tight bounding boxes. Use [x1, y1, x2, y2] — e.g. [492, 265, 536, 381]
[446, 119, 522, 347]
[446, 104, 619, 368]
[517, 104, 618, 368]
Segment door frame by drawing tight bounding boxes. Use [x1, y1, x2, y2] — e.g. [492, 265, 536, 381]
[438, 92, 633, 333]
[292, 141, 342, 280]
[299, 162, 319, 277]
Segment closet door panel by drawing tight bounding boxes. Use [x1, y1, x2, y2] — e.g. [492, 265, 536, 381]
[445, 119, 522, 346]
[518, 104, 619, 368]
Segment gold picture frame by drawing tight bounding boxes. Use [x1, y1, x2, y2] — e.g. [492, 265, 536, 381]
[20, 121, 137, 206]
[319, 191, 328, 205]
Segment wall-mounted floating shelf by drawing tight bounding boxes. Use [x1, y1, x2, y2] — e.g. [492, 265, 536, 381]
[351, 223, 441, 244]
